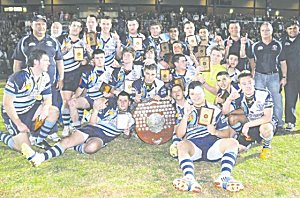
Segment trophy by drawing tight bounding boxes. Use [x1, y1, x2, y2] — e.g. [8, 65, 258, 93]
[116, 113, 130, 130]
[187, 35, 198, 47]
[160, 42, 170, 54]
[99, 82, 112, 94]
[160, 69, 170, 83]
[197, 46, 207, 57]
[132, 37, 143, 51]
[198, 107, 214, 126]
[86, 32, 97, 46]
[198, 56, 210, 72]
[74, 47, 84, 61]
[124, 80, 134, 94]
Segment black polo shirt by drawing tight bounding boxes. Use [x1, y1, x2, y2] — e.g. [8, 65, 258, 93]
[224, 37, 252, 71]
[282, 35, 300, 80]
[12, 33, 63, 84]
[250, 39, 286, 74]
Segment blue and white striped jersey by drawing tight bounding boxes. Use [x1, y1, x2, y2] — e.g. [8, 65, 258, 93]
[143, 35, 168, 60]
[172, 67, 196, 91]
[61, 36, 87, 73]
[131, 78, 167, 100]
[95, 32, 119, 67]
[80, 67, 113, 100]
[110, 65, 143, 90]
[176, 102, 228, 140]
[95, 105, 135, 138]
[231, 88, 274, 121]
[3, 68, 51, 114]
[121, 33, 145, 63]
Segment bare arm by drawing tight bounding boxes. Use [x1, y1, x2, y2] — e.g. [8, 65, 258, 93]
[13, 60, 22, 73]
[245, 107, 273, 128]
[56, 60, 64, 90]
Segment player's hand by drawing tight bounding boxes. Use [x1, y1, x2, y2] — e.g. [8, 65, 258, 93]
[242, 123, 250, 138]
[183, 101, 193, 117]
[207, 124, 217, 135]
[56, 80, 64, 90]
[227, 90, 240, 102]
[280, 78, 287, 87]
[16, 121, 30, 133]
[143, 58, 156, 65]
[93, 98, 108, 111]
[241, 33, 248, 45]
[215, 94, 224, 104]
[226, 36, 232, 48]
[152, 95, 161, 101]
[135, 94, 142, 103]
[39, 105, 49, 120]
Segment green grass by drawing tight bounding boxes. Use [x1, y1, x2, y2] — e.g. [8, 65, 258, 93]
[0, 81, 299, 197]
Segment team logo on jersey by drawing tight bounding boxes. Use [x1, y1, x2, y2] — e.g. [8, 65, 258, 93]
[257, 46, 263, 50]
[285, 42, 291, 46]
[46, 41, 53, 47]
[28, 42, 36, 47]
[25, 82, 32, 90]
[272, 45, 278, 51]
[256, 102, 264, 111]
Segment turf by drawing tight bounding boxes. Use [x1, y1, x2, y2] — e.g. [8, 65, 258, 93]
[0, 81, 299, 197]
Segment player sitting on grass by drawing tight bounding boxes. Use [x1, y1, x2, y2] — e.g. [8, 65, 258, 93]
[222, 71, 276, 158]
[172, 81, 244, 193]
[21, 91, 134, 166]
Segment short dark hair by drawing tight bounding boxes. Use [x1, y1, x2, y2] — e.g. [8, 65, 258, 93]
[69, 18, 82, 26]
[122, 47, 136, 59]
[216, 71, 230, 78]
[28, 49, 48, 67]
[172, 54, 186, 65]
[118, 91, 130, 101]
[144, 64, 157, 71]
[92, 49, 105, 57]
[87, 14, 97, 20]
[238, 70, 253, 82]
[100, 16, 112, 21]
[187, 81, 203, 95]
[168, 26, 178, 32]
[171, 83, 184, 92]
[149, 21, 162, 30]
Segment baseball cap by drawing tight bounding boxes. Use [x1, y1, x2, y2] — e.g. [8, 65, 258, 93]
[32, 15, 47, 22]
[285, 20, 299, 28]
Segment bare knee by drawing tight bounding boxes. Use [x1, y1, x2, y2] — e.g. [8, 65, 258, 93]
[220, 138, 239, 153]
[260, 123, 273, 138]
[48, 106, 59, 120]
[177, 140, 194, 157]
[84, 138, 103, 154]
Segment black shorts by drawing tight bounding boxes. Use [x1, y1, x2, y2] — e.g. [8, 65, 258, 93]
[237, 126, 262, 147]
[79, 125, 115, 145]
[62, 69, 82, 92]
[189, 135, 220, 162]
[1, 102, 41, 135]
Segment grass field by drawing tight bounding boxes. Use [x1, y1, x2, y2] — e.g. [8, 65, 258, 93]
[0, 81, 299, 197]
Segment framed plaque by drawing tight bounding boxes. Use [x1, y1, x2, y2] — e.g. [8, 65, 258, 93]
[198, 56, 210, 72]
[116, 113, 129, 129]
[187, 35, 198, 47]
[132, 37, 143, 51]
[197, 46, 207, 57]
[74, 47, 84, 61]
[198, 107, 214, 126]
[86, 32, 97, 46]
[160, 69, 170, 83]
[124, 80, 134, 94]
[34, 117, 45, 131]
[160, 42, 170, 54]
[173, 78, 184, 90]
[99, 82, 112, 94]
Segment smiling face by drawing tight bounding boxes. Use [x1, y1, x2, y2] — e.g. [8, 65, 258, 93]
[127, 20, 139, 34]
[150, 25, 161, 37]
[169, 28, 179, 41]
[210, 49, 223, 65]
[228, 54, 239, 68]
[286, 25, 299, 38]
[94, 53, 105, 68]
[171, 85, 184, 101]
[216, 74, 231, 90]
[32, 20, 47, 37]
[260, 23, 273, 40]
[69, 21, 82, 36]
[189, 86, 205, 107]
[174, 56, 187, 70]
[144, 69, 157, 84]
[228, 23, 240, 37]
[239, 75, 255, 96]
[34, 54, 50, 72]
[100, 18, 112, 34]
[87, 16, 97, 32]
[117, 95, 130, 111]
[184, 22, 195, 37]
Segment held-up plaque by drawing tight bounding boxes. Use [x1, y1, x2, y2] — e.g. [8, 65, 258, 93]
[116, 113, 129, 130]
[34, 117, 45, 132]
[86, 32, 97, 46]
[187, 35, 198, 47]
[198, 107, 214, 126]
[124, 80, 134, 94]
[74, 47, 84, 61]
[160, 42, 170, 54]
[132, 37, 143, 51]
[173, 78, 185, 90]
[198, 56, 210, 72]
[99, 82, 112, 94]
[220, 90, 230, 100]
[160, 69, 170, 83]
[197, 46, 207, 57]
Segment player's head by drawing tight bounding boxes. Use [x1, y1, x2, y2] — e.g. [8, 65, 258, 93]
[228, 22, 240, 37]
[228, 52, 239, 68]
[172, 41, 184, 54]
[86, 14, 97, 32]
[171, 84, 184, 101]
[210, 45, 224, 65]
[122, 47, 136, 63]
[238, 70, 255, 96]
[216, 71, 231, 90]
[168, 26, 179, 40]
[100, 16, 112, 33]
[31, 15, 47, 37]
[188, 81, 205, 106]
[149, 21, 162, 37]
[117, 91, 131, 111]
[51, 22, 62, 38]
[28, 49, 50, 72]
[260, 22, 273, 39]
[184, 21, 195, 36]
[93, 49, 105, 68]
[127, 18, 139, 34]
[144, 64, 157, 84]
[144, 46, 157, 61]
[172, 54, 187, 70]
[69, 19, 82, 36]
[198, 26, 209, 40]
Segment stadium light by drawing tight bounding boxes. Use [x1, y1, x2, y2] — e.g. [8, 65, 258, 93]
[180, 6, 184, 13]
[229, 8, 234, 14]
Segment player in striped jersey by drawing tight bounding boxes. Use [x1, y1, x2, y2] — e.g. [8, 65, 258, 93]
[222, 71, 277, 159]
[172, 81, 244, 193]
[0, 49, 59, 152]
[95, 16, 122, 67]
[58, 19, 89, 137]
[68, 49, 113, 132]
[21, 91, 134, 167]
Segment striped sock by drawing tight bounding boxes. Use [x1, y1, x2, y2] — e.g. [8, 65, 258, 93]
[262, 133, 273, 149]
[220, 150, 237, 177]
[172, 133, 182, 145]
[78, 109, 84, 122]
[62, 109, 71, 128]
[43, 143, 65, 161]
[179, 157, 195, 180]
[36, 120, 56, 144]
[0, 131, 15, 149]
[231, 122, 242, 133]
[73, 144, 85, 154]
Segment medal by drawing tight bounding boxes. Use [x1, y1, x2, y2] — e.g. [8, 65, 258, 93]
[35, 95, 43, 100]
